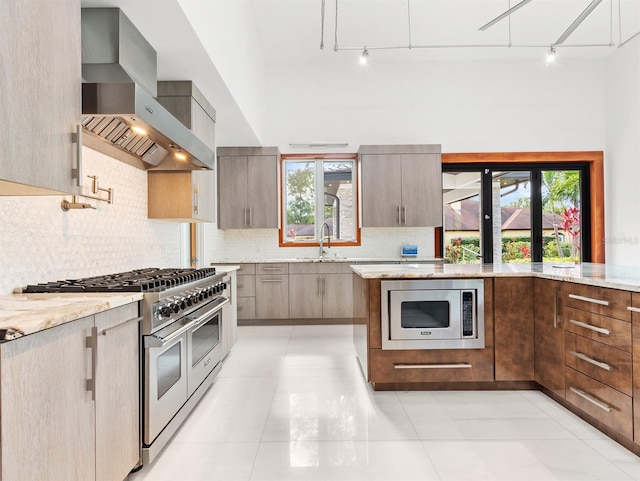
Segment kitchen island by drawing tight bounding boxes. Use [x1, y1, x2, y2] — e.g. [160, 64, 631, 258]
[352, 261, 640, 456]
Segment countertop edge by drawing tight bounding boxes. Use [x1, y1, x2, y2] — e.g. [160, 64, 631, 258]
[0, 293, 143, 340]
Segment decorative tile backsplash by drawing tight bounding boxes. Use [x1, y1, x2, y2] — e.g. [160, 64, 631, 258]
[0, 146, 437, 295]
[0, 147, 183, 295]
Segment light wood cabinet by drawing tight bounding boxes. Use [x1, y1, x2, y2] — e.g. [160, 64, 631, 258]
[494, 277, 535, 381]
[0, 316, 95, 481]
[0, 0, 82, 195]
[148, 170, 215, 222]
[157, 81, 216, 152]
[0, 303, 141, 481]
[95, 304, 140, 481]
[288, 263, 353, 319]
[360, 145, 442, 227]
[534, 278, 565, 398]
[255, 263, 289, 319]
[217, 147, 279, 229]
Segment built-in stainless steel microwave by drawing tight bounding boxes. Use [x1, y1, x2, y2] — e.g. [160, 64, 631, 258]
[381, 279, 485, 350]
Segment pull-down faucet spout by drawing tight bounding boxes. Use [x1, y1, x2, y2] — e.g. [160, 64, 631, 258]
[319, 222, 331, 257]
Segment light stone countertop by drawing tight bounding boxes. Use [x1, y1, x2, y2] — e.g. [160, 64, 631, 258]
[0, 292, 143, 339]
[214, 257, 446, 264]
[350, 262, 640, 292]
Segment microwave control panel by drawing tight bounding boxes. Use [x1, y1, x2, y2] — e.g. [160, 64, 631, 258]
[462, 291, 474, 337]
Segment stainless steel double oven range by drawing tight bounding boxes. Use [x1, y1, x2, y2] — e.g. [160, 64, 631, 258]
[24, 267, 230, 466]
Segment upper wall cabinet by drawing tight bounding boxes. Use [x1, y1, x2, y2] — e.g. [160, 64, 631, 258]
[217, 147, 279, 229]
[0, 0, 82, 195]
[148, 170, 215, 222]
[149, 81, 216, 222]
[360, 145, 442, 227]
[157, 81, 216, 152]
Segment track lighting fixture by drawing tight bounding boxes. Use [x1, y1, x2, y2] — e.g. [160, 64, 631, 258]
[359, 47, 369, 65]
[546, 46, 557, 63]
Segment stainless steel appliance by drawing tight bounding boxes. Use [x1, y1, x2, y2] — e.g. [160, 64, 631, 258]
[23, 267, 230, 465]
[81, 8, 215, 170]
[381, 279, 484, 350]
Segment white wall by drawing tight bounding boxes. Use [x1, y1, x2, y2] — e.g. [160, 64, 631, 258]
[604, 40, 640, 265]
[0, 148, 183, 295]
[263, 57, 605, 152]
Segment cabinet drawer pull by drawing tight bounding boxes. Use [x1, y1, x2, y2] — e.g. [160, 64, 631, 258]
[261, 279, 283, 283]
[569, 319, 610, 336]
[568, 294, 610, 306]
[261, 267, 284, 271]
[85, 326, 98, 401]
[101, 316, 142, 336]
[394, 363, 472, 369]
[569, 387, 612, 412]
[569, 351, 612, 371]
[627, 306, 640, 313]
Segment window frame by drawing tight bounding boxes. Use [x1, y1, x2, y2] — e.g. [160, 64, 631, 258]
[279, 153, 361, 247]
[438, 151, 604, 262]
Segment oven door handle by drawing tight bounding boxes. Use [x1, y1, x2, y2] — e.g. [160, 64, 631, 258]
[144, 320, 194, 348]
[187, 297, 230, 326]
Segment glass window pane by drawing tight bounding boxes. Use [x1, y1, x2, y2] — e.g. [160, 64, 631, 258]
[443, 171, 482, 264]
[495, 171, 531, 264]
[323, 160, 355, 242]
[157, 342, 181, 400]
[541, 170, 581, 262]
[284, 161, 315, 242]
[191, 315, 220, 367]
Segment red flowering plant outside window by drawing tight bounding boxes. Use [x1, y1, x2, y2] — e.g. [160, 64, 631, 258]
[561, 206, 581, 262]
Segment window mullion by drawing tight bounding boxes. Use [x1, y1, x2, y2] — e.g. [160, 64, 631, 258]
[315, 160, 324, 242]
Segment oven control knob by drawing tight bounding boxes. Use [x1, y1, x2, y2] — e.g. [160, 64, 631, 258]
[197, 291, 204, 301]
[171, 303, 180, 314]
[222, 282, 227, 291]
[215, 284, 222, 293]
[185, 296, 193, 307]
[159, 305, 172, 318]
[208, 287, 215, 296]
[179, 299, 187, 310]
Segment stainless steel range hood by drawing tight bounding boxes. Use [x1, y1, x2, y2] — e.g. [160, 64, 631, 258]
[81, 8, 215, 170]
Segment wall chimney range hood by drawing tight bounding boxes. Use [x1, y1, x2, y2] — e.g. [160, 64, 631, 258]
[81, 8, 215, 170]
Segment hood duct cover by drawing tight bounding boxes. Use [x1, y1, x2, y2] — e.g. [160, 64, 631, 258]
[81, 8, 215, 170]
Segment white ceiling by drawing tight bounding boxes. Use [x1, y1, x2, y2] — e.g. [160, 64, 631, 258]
[79, 0, 640, 146]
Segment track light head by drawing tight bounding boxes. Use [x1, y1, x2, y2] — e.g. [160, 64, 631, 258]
[546, 46, 557, 63]
[359, 47, 369, 65]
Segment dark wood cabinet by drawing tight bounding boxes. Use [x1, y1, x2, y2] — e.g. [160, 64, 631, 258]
[494, 277, 534, 381]
[631, 293, 640, 445]
[534, 278, 565, 398]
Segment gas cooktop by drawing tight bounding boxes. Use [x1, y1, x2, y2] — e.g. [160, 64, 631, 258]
[22, 267, 218, 293]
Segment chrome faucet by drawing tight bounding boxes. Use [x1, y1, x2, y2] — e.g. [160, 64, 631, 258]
[319, 222, 331, 257]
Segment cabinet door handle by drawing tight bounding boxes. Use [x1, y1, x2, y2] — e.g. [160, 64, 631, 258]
[193, 184, 199, 216]
[243, 208, 248, 227]
[402, 205, 407, 224]
[569, 319, 610, 336]
[553, 285, 559, 328]
[72, 124, 83, 187]
[101, 316, 142, 336]
[394, 363, 472, 369]
[249, 207, 253, 227]
[569, 350, 612, 371]
[627, 306, 640, 313]
[85, 326, 98, 401]
[261, 279, 283, 283]
[569, 387, 612, 412]
[568, 294, 610, 306]
[397, 205, 401, 225]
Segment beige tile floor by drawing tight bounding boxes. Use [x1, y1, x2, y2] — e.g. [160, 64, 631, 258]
[129, 324, 640, 481]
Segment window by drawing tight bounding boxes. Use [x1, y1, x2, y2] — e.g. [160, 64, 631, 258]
[442, 163, 589, 264]
[281, 154, 359, 246]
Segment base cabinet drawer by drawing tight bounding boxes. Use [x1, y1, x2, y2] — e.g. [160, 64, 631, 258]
[562, 283, 631, 321]
[565, 332, 632, 396]
[369, 348, 494, 384]
[565, 367, 633, 439]
[564, 307, 631, 352]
